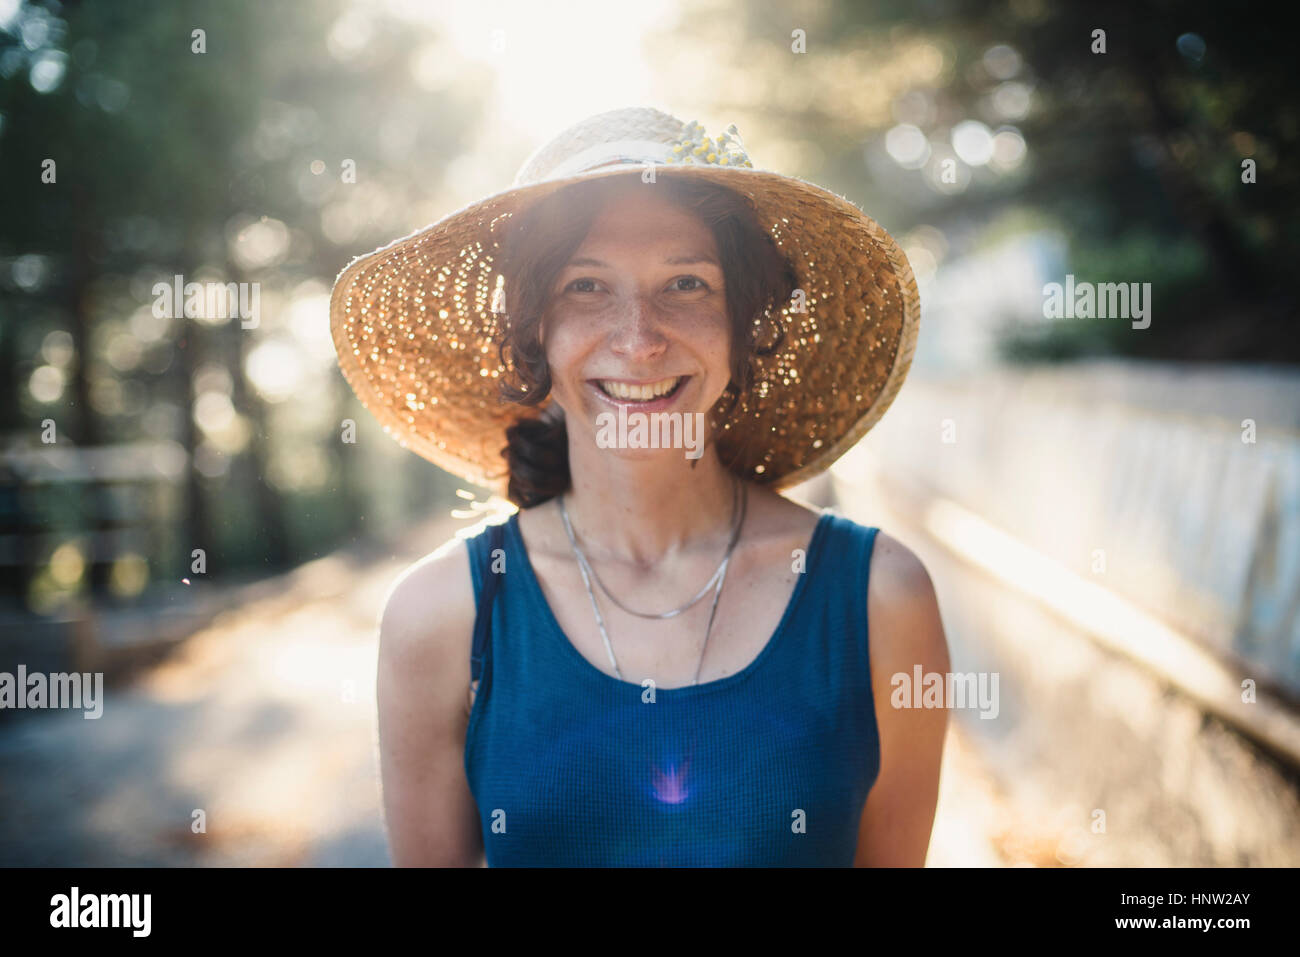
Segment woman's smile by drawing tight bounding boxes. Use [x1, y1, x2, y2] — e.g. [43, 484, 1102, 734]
[589, 374, 690, 410]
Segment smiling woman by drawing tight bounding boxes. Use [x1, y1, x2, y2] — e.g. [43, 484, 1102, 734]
[334, 106, 948, 868]
[496, 172, 796, 507]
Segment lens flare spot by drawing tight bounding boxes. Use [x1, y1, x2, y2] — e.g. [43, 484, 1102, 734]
[651, 761, 691, 804]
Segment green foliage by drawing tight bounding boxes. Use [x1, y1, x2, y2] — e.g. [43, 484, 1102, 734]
[726, 0, 1299, 361]
[0, 0, 486, 603]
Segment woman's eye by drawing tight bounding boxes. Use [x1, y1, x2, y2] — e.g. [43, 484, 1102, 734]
[671, 276, 708, 292]
[564, 276, 709, 295]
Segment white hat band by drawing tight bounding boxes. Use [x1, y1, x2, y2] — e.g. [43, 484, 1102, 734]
[537, 138, 677, 183]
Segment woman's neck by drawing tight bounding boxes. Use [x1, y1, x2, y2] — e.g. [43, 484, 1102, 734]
[561, 441, 738, 567]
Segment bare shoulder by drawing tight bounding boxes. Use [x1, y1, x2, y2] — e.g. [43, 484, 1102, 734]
[866, 530, 950, 671]
[868, 530, 934, 599]
[855, 527, 950, 866]
[378, 532, 477, 698]
[375, 530, 487, 866]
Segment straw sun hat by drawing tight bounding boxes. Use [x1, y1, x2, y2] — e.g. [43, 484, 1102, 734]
[329, 106, 920, 494]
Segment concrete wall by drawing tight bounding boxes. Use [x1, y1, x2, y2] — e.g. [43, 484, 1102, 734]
[850, 360, 1300, 699]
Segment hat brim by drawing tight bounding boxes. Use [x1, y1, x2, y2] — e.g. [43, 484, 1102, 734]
[329, 162, 920, 494]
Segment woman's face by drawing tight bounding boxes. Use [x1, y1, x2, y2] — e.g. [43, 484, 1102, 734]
[541, 185, 731, 455]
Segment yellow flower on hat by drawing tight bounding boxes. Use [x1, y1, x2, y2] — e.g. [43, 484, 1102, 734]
[666, 119, 754, 168]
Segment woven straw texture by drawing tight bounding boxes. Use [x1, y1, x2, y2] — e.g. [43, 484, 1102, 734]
[329, 107, 920, 493]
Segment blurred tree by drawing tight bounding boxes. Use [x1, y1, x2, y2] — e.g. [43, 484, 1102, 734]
[665, 0, 1299, 361]
[0, 0, 484, 604]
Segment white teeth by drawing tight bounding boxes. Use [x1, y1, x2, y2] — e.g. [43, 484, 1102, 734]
[598, 376, 681, 400]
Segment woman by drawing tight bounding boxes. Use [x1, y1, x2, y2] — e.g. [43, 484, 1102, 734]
[332, 107, 950, 867]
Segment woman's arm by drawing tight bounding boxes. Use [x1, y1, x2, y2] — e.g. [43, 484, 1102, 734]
[854, 530, 951, 867]
[376, 538, 486, 866]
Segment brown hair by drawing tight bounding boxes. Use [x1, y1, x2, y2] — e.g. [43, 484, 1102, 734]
[496, 174, 797, 508]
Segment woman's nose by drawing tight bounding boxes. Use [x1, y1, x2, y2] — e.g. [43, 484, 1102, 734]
[608, 296, 668, 359]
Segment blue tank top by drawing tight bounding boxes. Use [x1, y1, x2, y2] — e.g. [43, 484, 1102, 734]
[463, 508, 881, 867]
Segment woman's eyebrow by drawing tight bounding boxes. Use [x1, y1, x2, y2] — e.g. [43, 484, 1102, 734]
[563, 253, 721, 269]
[664, 253, 720, 266]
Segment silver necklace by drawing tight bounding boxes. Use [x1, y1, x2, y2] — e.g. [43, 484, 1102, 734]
[558, 481, 748, 685]
[569, 478, 744, 620]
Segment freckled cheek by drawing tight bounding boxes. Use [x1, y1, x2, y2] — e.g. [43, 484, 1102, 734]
[540, 317, 597, 391]
[696, 315, 733, 382]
